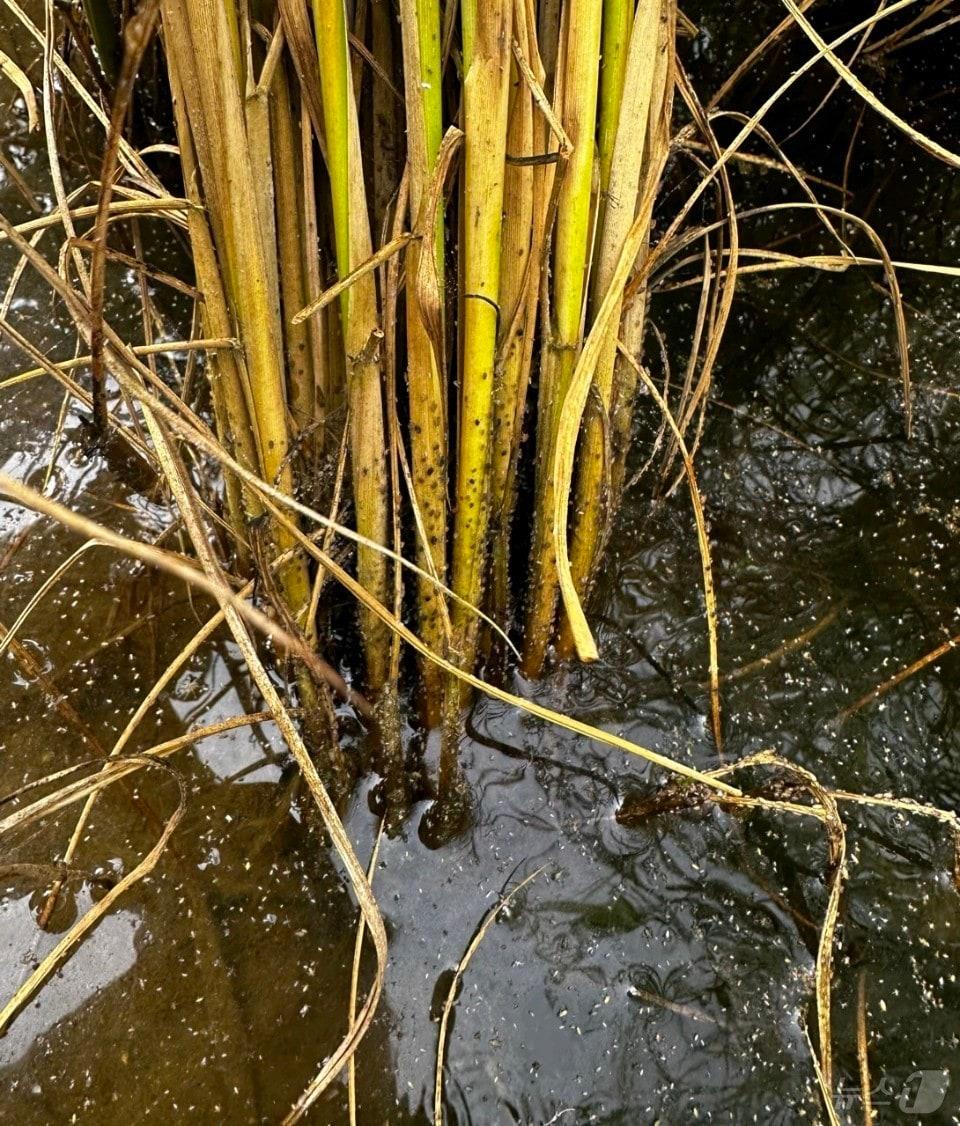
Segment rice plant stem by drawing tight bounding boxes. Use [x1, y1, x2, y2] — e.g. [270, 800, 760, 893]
[558, 0, 674, 657]
[522, 0, 603, 676]
[399, 0, 449, 722]
[313, 0, 391, 692]
[449, 0, 512, 675]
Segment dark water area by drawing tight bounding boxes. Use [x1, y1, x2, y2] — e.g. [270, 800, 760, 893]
[2, 3, 960, 1123]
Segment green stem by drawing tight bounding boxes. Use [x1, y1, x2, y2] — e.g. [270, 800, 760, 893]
[522, 0, 604, 677]
[313, 0, 391, 694]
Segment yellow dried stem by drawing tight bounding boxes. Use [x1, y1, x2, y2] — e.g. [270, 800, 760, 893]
[164, 0, 308, 610]
[159, 13, 259, 534]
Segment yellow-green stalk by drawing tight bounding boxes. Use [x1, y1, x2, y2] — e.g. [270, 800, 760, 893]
[522, 0, 603, 677]
[558, 0, 675, 658]
[597, 0, 634, 206]
[489, 0, 538, 628]
[243, 30, 282, 346]
[438, 0, 512, 805]
[449, 0, 512, 668]
[313, 0, 391, 693]
[399, 0, 448, 726]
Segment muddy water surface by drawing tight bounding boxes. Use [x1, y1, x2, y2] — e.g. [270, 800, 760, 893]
[2, 5, 960, 1124]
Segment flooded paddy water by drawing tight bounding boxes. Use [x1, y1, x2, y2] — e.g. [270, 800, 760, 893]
[1, 3, 960, 1123]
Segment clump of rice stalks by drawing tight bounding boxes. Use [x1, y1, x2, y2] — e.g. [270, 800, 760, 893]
[91, 0, 694, 822]
[3, 0, 960, 1118]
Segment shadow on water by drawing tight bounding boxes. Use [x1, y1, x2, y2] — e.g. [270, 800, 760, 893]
[2, 2, 960, 1122]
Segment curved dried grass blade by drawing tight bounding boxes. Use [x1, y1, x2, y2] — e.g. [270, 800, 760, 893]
[434, 867, 544, 1125]
[0, 47, 38, 130]
[782, 0, 960, 169]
